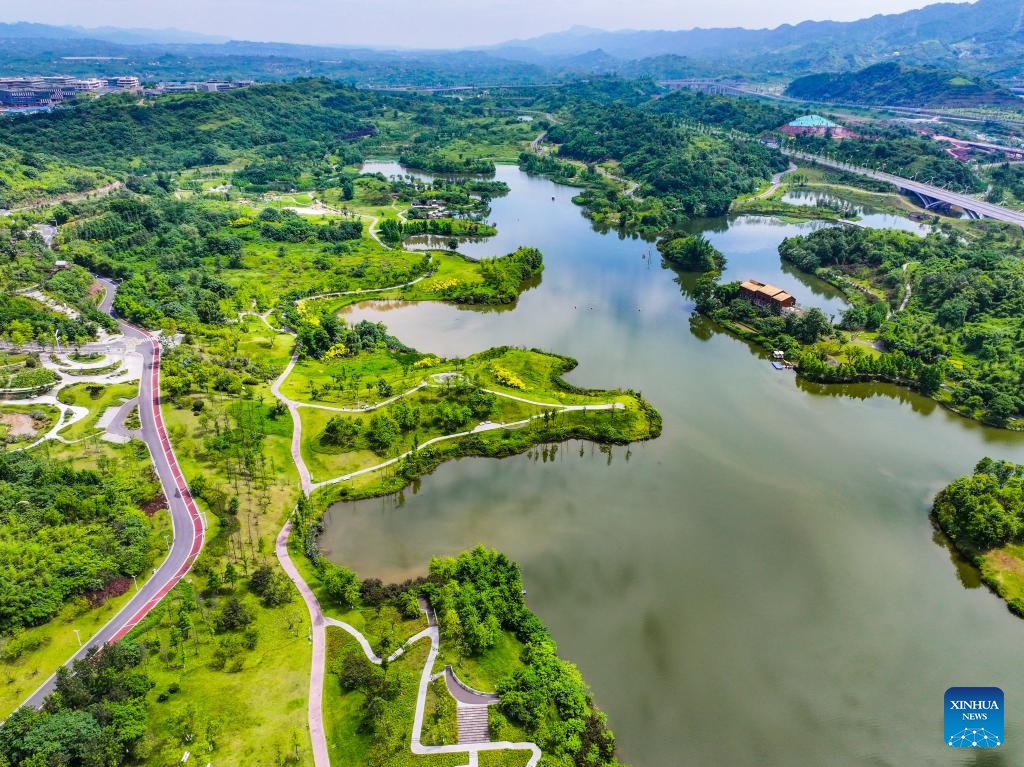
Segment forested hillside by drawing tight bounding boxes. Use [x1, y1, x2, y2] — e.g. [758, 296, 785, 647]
[548, 102, 786, 216]
[779, 226, 1024, 424]
[0, 82, 381, 172]
[786, 63, 1019, 108]
[494, 0, 1024, 76]
[0, 80, 534, 176]
[646, 89, 799, 134]
[0, 144, 111, 210]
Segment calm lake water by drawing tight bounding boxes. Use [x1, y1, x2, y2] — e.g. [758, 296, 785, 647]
[323, 162, 1024, 766]
[781, 188, 935, 233]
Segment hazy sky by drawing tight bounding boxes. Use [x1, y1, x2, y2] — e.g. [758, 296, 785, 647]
[4, 0, 962, 49]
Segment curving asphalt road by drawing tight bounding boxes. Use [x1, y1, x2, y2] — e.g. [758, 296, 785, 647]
[782, 149, 1024, 226]
[17, 278, 205, 711]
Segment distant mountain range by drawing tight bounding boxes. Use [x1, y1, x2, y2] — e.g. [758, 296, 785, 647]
[487, 0, 1024, 79]
[1, 0, 1023, 86]
[0, 21, 227, 46]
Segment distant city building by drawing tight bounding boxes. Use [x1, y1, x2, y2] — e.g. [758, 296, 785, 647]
[0, 74, 255, 110]
[148, 80, 255, 95]
[106, 76, 140, 90]
[739, 279, 797, 311]
[780, 115, 860, 140]
[0, 74, 141, 108]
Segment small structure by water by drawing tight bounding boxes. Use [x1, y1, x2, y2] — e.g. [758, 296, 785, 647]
[740, 279, 797, 311]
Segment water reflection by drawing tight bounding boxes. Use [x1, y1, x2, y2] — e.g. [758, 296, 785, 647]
[323, 161, 1024, 767]
[781, 188, 932, 234]
[932, 529, 983, 590]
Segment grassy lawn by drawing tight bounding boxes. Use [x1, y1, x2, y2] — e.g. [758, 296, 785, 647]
[434, 629, 526, 694]
[298, 389, 543, 484]
[56, 380, 139, 440]
[981, 544, 1024, 613]
[137, 318, 312, 765]
[286, 347, 629, 412]
[284, 535, 425, 648]
[286, 344, 647, 486]
[218, 224, 429, 306]
[281, 349, 424, 408]
[131, 583, 312, 767]
[478, 751, 533, 767]
[323, 399, 656, 504]
[421, 677, 458, 746]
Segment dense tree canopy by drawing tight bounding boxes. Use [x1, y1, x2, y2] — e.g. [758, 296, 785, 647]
[0, 640, 151, 766]
[780, 226, 1024, 422]
[934, 457, 1024, 550]
[0, 451, 158, 632]
[427, 546, 617, 767]
[647, 89, 800, 134]
[549, 102, 787, 217]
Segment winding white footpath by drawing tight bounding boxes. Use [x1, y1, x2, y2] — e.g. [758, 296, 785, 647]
[275, 521, 541, 767]
[266, 273, 627, 764]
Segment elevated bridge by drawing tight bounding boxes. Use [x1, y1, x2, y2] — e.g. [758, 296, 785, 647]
[783, 149, 1024, 226]
[658, 79, 748, 96]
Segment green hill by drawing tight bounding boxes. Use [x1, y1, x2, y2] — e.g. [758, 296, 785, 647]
[784, 62, 1019, 108]
[0, 143, 112, 209]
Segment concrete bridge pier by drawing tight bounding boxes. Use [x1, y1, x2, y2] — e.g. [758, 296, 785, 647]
[907, 189, 951, 213]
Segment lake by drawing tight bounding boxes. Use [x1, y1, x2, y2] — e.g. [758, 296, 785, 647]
[322, 162, 1024, 766]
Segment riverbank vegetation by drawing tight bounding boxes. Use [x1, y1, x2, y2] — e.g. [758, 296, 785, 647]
[286, 248, 543, 361]
[301, 536, 624, 767]
[686, 223, 1024, 428]
[933, 458, 1024, 615]
[782, 226, 1024, 425]
[546, 101, 787, 219]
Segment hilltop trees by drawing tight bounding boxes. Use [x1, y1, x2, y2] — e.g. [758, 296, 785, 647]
[934, 458, 1024, 550]
[548, 102, 786, 217]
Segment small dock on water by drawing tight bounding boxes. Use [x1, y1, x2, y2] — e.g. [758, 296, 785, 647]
[770, 351, 795, 370]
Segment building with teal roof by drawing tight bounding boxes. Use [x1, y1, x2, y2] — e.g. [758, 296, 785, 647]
[780, 114, 858, 139]
[788, 115, 839, 128]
